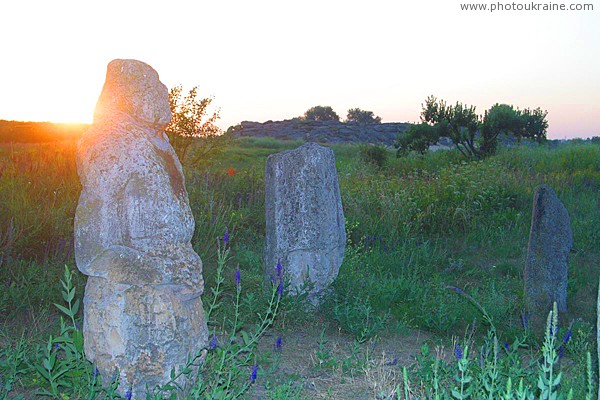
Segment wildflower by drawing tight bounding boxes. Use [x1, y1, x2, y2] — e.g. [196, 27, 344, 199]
[277, 280, 284, 298]
[449, 286, 466, 296]
[234, 265, 241, 288]
[558, 344, 565, 359]
[562, 329, 571, 344]
[227, 168, 236, 176]
[250, 364, 258, 383]
[92, 367, 99, 379]
[521, 311, 528, 330]
[209, 334, 218, 350]
[275, 335, 282, 351]
[454, 343, 463, 361]
[5, 279, 10, 288]
[223, 229, 229, 246]
[125, 388, 132, 400]
[503, 341, 510, 352]
[275, 259, 282, 278]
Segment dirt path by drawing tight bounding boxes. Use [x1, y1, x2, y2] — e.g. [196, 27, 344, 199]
[249, 325, 434, 399]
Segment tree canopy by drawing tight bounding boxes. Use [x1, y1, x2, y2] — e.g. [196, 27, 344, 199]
[303, 106, 340, 122]
[395, 96, 548, 158]
[346, 108, 382, 124]
[166, 85, 224, 166]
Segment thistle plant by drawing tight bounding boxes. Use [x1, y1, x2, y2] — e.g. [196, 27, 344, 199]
[451, 343, 472, 399]
[31, 266, 105, 399]
[538, 303, 561, 399]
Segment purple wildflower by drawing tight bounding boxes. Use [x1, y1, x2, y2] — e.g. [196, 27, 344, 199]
[235, 266, 241, 288]
[562, 329, 571, 344]
[275, 259, 282, 278]
[125, 388, 132, 400]
[223, 229, 229, 246]
[449, 286, 466, 296]
[250, 364, 258, 383]
[504, 341, 510, 352]
[277, 280, 284, 298]
[558, 345, 565, 359]
[275, 335, 282, 351]
[521, 311, 528, 330]
[92, 367, 99, 379]
[454, 343, 463, 361]
[209, 334, 218, 350]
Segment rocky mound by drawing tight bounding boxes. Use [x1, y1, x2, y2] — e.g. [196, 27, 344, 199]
[227, 119, 411, 146]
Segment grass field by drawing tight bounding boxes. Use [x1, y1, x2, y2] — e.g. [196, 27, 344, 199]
[0, 136, 599, 398]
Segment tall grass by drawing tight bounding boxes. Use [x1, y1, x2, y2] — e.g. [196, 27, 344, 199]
[0, 139, 598, 397]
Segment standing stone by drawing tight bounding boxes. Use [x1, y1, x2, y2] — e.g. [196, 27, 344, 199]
[524, 185, 572, 326]
[75, 59, 208, 396]
[264, 142, 346, 302]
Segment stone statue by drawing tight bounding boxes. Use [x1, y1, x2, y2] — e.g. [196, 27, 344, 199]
[75, 59, 207, 396]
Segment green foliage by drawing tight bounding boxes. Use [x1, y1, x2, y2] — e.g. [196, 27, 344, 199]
[1, 138, 599, 398]
[395, 122, 441, 155]
[167, 85, 227, 167]
[481, 104, 548, 156]
[346, 108, 382, 123]
[359, 144, 388, 169]
[421, 95, 480, 159]
[398, 96, 548, 158]
[332, 297, 389, 343]
[1, 245, 286, 399]
[401, 303, 590, 399]
[302, 105, 340, 121]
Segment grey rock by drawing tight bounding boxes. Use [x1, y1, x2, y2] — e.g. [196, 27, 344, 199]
[75, 59, 207, 396]
[264, 143, 346, 302]
[228, 120, 410, 146]
[524, 185, 572, 325]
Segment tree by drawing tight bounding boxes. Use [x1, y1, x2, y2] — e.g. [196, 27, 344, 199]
[519, 107, 548, 143]
[481, 104, 548, 156]
[303, 106, 340, 121]
[480, 103, 522, 156]
[396, 95, 548, 159]
[166, 85, 225, 166]
[420, 96, 480, 159]
[346, 108, 382, 124]
[395, 123, 440, 156]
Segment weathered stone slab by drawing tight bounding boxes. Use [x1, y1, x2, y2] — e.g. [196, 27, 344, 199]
[75, 59, 207, 396]
[264, 142, 346, 302]
[524, 184, 572, 325]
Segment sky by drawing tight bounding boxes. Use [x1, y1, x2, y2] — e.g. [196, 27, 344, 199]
[0, 0, 598, 139]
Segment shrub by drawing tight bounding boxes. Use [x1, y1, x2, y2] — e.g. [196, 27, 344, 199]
[359, 144, 388, 169]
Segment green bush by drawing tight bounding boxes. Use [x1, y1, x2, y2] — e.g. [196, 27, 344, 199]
[359, 144, 388, 169]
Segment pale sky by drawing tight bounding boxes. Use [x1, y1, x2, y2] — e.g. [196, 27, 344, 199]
[0, 0, 598, 138]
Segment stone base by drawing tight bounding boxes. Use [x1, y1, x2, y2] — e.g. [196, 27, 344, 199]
[83, 277, 208, 397]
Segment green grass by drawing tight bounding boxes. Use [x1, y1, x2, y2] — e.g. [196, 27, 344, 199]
[0, 138, 599, 398]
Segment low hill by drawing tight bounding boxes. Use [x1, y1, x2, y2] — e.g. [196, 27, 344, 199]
[0, 120, 88, 143]
[227, 119, 411, 146]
